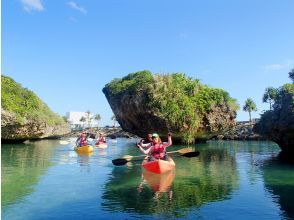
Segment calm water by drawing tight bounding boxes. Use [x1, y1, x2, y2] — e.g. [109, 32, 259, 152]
[2, 139, 294, 220]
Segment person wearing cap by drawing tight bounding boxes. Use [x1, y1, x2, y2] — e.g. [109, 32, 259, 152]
[137, 132, 172, 161]
[95, 132, 106, 145]
[76, 130, 88, 147]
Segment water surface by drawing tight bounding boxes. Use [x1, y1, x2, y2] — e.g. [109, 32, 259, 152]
[2, 139, 293, 219]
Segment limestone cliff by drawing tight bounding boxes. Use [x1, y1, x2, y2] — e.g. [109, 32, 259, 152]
[103, 71, 238, 143]
[254, 83, 294, 153]
[1, 75, 70, 143]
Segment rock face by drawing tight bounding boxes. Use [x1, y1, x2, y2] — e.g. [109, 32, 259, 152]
[254, 84, 294, 153]
[1, 75, 70, 143]
[103, 71, 238, 143]
[1, 109, 70, 143]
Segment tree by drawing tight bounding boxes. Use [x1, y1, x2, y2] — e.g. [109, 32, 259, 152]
[80, 116, 86, 128]
[94, 114, 101, 128]
[111, 115, 117, 127]
[85, 110, 93, 128]
[289, 68, 294, 83]
[243, 98, 257, 124]
[262, 87, 277, 110]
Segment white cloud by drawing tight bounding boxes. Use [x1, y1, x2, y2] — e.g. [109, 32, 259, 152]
[263, 60, 294, 71]
[67, 1, 87, 14]
[21, 0, 44, 12]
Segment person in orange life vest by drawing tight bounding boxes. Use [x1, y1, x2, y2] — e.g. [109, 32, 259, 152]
[95, 132, 106, 145]
[137, 133, 172, 161]
[76, 130, 88, 147]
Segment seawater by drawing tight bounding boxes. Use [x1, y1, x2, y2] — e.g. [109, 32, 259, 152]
[2, 139, 294, 220]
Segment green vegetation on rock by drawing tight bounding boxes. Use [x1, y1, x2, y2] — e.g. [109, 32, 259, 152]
[254, 79, 294, 152]
[104, 71, 239, 143]
[1, 75, 65, 126]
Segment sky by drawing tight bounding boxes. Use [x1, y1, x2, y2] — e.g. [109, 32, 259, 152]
[2, 0, 294, 126]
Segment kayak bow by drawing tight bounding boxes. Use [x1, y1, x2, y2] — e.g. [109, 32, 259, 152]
[142, 157, 175, 174]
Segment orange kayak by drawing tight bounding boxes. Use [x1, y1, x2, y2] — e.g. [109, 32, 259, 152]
[142, 157, 175, 174]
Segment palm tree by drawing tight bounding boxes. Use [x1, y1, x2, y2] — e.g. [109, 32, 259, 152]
[289, 68, 294, 83]
[111, 115, 117, 127]
[85, 110, 93, 128]
[94, 114, 101, 128]
[243, 98, 257, 125]
[262, 87, 277, 110]
[80, 116, 86, 128]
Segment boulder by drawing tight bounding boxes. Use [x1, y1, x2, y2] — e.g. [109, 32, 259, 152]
[103, 71, 238, 143]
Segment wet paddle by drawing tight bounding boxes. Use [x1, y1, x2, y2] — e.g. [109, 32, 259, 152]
[112, 148, 200, 166]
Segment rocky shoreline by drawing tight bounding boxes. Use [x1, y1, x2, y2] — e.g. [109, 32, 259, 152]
[62, 127, 140, 139]
[62, 122, 266, 142]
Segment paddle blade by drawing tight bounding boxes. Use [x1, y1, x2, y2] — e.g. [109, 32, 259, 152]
[112, 158, 129, 166]
[59, 140, 70, 145]
[177, 147, 193, 154]
[181, 151, 200, 157]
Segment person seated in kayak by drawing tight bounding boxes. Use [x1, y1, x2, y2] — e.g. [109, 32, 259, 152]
[139, 133, 153, 146]
[137, 133, 172, 161]
[76, 131, 88, 147]
[95, 132, 106, 145]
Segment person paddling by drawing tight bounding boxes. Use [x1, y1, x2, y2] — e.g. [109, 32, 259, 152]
[95, 132, 106, 145]
[137, 133, 172, 161]
[76, 130, 88, 147]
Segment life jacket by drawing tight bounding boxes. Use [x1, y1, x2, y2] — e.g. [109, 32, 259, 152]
[152, 143, 165, 159]
[98, 137, 106, 143]
[80, 136, 87, 146]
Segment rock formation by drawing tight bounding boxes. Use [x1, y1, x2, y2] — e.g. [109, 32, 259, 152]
[254, 83, 294, 153]
[103, 71, 238, 143]
[1, 75, 70, 143]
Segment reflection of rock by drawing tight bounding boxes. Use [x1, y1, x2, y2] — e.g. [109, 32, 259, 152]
[142, 170, 175, 192]
[102, 145, 238, 217]
[1, 141, 55, 207]
[263, 156, 294, 219]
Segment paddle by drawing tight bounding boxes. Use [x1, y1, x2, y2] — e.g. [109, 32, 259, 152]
[112, 148, 200, 166]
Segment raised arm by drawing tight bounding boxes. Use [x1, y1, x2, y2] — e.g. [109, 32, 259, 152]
[162, 133, 172, 148]
[137, 144, 152, 155]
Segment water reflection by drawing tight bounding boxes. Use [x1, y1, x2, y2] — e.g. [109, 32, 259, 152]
[102, 145, 238, 218]
[1, 140, 58, 207]
[139, 169, 175, 201]
[263, 154, 294, 219]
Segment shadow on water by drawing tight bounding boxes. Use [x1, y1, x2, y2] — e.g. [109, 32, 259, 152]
[262, 152, 294, 220]
[101, 144, 239, 218]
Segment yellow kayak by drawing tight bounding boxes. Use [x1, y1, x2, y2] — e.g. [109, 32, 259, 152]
[74, 145, 94, 154]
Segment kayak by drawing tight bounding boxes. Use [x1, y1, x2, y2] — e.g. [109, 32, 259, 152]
[74, 145, 94, 154]
[142, 157, 175, 174]
[142, 170, 175, 192]
[95, 142, 108, 149]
